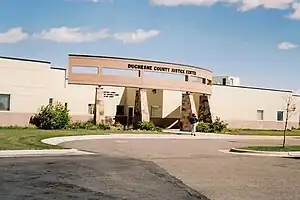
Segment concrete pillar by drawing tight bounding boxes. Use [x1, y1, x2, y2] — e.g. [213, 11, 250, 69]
[94, 86, 105, 124]
[180, 92, 197, 131]
[133, 88, 150, 128]
[198, 94, 212, 123]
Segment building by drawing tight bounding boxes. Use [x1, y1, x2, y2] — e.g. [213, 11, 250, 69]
[0, 55, 299, 130]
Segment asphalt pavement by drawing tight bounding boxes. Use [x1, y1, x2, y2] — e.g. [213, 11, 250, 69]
[0, 155, 209, 200]
[61, 137, 300, 200]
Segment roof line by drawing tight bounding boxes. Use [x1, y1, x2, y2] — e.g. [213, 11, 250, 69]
[50, 67, 66, 71]
[69, 54, 212, 73]
[0, 56, 51, 64]
[213, 84, 293, 93]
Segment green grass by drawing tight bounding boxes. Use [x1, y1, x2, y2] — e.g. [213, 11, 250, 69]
[0, 128, 164, 150]
[241, 145, 300, 152]
[224, 129, 300, 136]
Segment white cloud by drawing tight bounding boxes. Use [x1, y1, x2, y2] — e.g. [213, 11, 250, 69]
[34, 27, 110, 43]
[278, 42, 298, 50]
[0, 27, 28, 44]
[287, 3, 300, 20]
[113, 29, 160, 44]
[237, 0, 293, 12]
[150, 0, 294, 12]
[33, 27, 160, 44]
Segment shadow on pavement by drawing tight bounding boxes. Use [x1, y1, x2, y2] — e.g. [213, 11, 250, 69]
[0, 155, 210, 200]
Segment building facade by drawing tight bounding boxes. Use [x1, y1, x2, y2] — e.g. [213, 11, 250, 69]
[0, 55, 299, 130]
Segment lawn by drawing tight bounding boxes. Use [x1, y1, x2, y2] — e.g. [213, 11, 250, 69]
[225, 129, 300, 136]
[0, 128, 163, 150]
[241, 145, 300, 152]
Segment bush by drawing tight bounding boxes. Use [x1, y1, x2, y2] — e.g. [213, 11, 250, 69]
[30, 102, 71, 130]
[212, 117, 228, 133]
[137, 121, 162, 132]
[196, 122, 214, 133]
[196, 117, 228, 133]
[68, 120, 111, 130]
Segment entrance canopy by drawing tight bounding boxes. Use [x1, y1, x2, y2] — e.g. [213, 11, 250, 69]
[68, 54, 213, 94]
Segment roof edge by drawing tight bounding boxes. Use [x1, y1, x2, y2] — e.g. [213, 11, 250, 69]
[69, 54, 212, 73]
[213, 84, 293, 93]
[0, 56, 51, 64]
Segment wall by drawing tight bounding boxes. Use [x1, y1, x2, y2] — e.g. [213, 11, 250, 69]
[0, 58, 60, 125]
[210, 85, 299, 130]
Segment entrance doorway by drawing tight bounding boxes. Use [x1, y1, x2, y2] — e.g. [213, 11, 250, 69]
[128, 106, 134, 125]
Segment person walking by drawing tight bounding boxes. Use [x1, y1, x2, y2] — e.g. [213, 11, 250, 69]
[189, 113, 198, 136]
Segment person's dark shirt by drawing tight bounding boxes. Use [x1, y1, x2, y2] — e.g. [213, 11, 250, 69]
[189, 116, 198, 124]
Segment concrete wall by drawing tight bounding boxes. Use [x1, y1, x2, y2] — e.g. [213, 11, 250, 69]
[0, 57, 63, 125]
[210, 85, 300, 130]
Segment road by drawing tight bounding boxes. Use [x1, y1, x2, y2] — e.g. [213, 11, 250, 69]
[61, 136, 300, 200]
[0, 155, 209, 200]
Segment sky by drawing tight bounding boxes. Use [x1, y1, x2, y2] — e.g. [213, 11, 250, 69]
[0, 0, 300, 91]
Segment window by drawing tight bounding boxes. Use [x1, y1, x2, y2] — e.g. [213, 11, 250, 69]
[102, 68, 138, 77]
[257, 110, 264, 121]
[88, 104, 95, 115]
[207, 80, 212, 85]
[230, 78, 234, 85]
[0, 94, 10, 111]
[222, 78, 227, 85]
[277, 111, 284, 121]
[49, 98, 54, 105]
[185, 75, 189, 82]
[72, 66, 99, 74]
[116, 105, 125, 116]
[202, 78, 206, 84]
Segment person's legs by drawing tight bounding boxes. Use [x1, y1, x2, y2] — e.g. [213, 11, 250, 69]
[191, 123, 196, 136]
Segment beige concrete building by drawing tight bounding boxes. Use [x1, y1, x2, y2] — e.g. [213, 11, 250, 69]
[0, 55, 299, 130]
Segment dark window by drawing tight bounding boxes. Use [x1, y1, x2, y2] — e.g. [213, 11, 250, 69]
[207, 80, 212, 85]
[277, 111, 284, 121]
[185, 75, 189, 82]
[116, 105, 125, 116]
[49, 98, 54, 105]
[0, 94, 10, 111]
[222, 78, 227, 85]
[202, 78, 206, 84]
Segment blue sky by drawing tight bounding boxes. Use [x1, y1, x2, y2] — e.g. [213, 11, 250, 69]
[0, 0, 300, 90]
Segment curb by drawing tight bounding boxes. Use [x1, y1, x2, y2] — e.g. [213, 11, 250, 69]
[0, 149, 94, 158]
[229, 148, 300, 157]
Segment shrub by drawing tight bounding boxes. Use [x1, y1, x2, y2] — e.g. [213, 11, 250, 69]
[137, 121, 162, 132]
[68, 121, 111, 130]
[68, 121, 94, 130]
[212, 117, 228, 133]
[196, 122, 214, 133]
[111, 123, 125, 131]
[196, 116, 228, 133]
[30, 102, 71, 130]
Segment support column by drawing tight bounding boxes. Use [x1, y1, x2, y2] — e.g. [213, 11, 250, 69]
[133, 88, 150, 128]
[94, 86, 105, 124]
[198, 94, 212, 123]
[180, 92, 197, 131]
